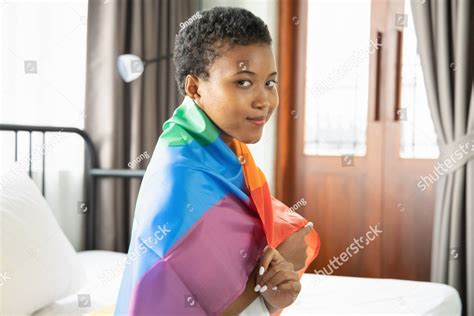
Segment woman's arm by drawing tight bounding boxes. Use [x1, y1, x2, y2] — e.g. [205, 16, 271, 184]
[222, 239, 306, 316]
[221, 264, 262, 315]
[276, 222, 313, 270]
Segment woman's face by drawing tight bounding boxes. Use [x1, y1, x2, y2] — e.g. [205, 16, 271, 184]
[185, 43, 279, 145]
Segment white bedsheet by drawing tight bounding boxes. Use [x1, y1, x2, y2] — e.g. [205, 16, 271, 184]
[282, 274, 461, 316]
[33, 251, 462, 316]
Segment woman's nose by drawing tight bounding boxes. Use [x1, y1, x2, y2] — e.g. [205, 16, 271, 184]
[252, 95, 270, 110]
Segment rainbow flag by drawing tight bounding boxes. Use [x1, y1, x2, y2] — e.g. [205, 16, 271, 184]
[113, 96, 320, 315]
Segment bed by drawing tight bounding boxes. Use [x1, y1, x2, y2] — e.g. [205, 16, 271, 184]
[30, 250, 462, 316]
[0, 124, 462, 315]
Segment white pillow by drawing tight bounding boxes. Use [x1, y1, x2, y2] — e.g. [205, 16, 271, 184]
[33, 251, 127, 316]
[0, 171, 85, 315]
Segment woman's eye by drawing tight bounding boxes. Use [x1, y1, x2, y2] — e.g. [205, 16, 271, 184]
[237, 80, 252, 87]
[266, 80, 278, 88]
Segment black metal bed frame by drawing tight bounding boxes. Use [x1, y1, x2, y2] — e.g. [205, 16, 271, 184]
[0, 123, 145, 250]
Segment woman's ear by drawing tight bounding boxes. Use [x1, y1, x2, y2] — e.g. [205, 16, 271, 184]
[184, 74, 203, 106]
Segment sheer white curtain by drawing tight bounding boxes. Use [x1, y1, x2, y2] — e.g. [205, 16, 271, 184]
[0, 0, 88, 250]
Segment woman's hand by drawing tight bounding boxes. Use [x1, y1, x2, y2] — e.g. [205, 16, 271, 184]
[276, 222, 313, 271]
[254, 246, 301, 311]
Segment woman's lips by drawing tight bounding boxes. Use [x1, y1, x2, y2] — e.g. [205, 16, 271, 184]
[247, 117, 266, 126]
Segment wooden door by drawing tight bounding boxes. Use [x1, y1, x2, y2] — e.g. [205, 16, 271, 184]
[380, 0, 436, 281]
[277, 0, 437, 281]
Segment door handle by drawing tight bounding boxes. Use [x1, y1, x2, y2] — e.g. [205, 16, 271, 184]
[374, 31, 383, 121]
[394, 30, 403, 121]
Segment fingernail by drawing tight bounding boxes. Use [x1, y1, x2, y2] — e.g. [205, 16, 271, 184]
[305, 221, 313, 228]
[272, 286, 278, 291]
[254, 284, 261, 292]
[259, 285, 268, 293]
[259, 266, 265, 276]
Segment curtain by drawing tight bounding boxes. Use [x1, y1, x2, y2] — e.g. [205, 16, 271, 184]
[84, 0, 200, 252]
[411, 1, 474, 315]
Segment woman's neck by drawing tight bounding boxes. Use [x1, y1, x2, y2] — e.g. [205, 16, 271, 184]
[221, 132, 234, 147]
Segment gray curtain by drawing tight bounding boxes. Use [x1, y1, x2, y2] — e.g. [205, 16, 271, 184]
[85, 0, 200, 252]
[411, 0, 474, 315]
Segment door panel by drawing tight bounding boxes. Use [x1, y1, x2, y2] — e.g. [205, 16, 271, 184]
[298, 0, 385, 278]
[380, 0, 436, 281]
[277, 0, 437, 281]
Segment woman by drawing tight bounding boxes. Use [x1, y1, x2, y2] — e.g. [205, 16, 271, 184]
[114, 7, 320, 315]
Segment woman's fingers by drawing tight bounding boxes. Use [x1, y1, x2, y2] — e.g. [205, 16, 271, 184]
[259, 261, 295, 286]
[259, 266, 298, 293]
[272, 280, 301, 293]
[254, 246, 275, 292]
[254, 246, 286, 292]
[256, 260, 296, 293]
[257, 246, 283, 278]
[303, 221, 313, 234]
[294, 221, 314, 238]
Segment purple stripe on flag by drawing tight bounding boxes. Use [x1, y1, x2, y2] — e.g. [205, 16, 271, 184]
[128, 194, 266, 315]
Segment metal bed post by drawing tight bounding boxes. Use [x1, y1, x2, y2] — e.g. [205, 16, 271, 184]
[0, 124, 145, 250]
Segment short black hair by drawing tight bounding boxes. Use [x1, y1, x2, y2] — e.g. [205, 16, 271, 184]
[173, 7, 272, 96]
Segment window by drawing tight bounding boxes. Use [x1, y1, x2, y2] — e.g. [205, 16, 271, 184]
[304, 0, 372, 156]
[0, 0, 89, 249]
[1, 0, 88, 173]
[398, 0, 439, 159]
